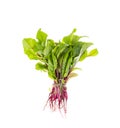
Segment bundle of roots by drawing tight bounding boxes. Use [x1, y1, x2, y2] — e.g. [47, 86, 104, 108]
[44, 84, 68, 113]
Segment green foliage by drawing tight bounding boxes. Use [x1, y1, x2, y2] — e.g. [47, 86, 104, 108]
[22, 28, 98, 82]
[80, 42, 93, 55]
[62, 28, 88, 45]
[64, 52, 73, 77]
[22, 38, 39, 60]
[44, 39, 55, 58]
[35, 62, 47, 72]
[48, 54, 56, 79]
[62, 28, 80, 44]
[52, 52, 57, 71]
[61, 49, 71, 78]
[88, 48, 98, 56]
[79, 48, 98, 61]
[79, 50, 87, 61]
[56, 43, 68, 58]
[72, 42, 83, 57]
[36, 29, 48, 45]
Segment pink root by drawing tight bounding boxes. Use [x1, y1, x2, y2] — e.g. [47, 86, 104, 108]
[44, 85, 68, 113]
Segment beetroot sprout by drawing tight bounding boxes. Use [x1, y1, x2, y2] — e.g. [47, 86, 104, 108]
[22, 28, 98, 114]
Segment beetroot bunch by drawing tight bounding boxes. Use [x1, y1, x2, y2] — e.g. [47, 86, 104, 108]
[22, 28, 98, 114]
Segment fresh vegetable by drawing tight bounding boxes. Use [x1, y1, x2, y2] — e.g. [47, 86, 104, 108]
[22, 28, 98, 114]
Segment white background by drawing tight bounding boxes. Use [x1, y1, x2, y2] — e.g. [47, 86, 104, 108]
[0, 0, 120, 127]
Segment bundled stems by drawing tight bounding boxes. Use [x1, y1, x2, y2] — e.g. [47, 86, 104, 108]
[44, 69, 70, 114]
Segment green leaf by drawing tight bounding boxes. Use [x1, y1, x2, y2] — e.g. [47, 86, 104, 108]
[44, 39, 55, 57]
[61, 49, 71, 78]
[35, 62, 47, 71]
[48, 54, 56, 79]
[48, 55, 54, 71]
[37, 48, 44, 57]
[72, 42, 83, 57]
[71, 35, 81, 43]
[36, 29, 48, 47]
[62, 28, 79, 44]
[62, 28, 87, 45]
[80, 42, 93, 55]
[88, 48, 98, 56]
[52, 44, 59, 54]
[72, 28, 77, 33]
[56, 44, 68, 58]
[64, 52, 73, 77]
[59, 55, 64, 67]
[72, 42, 93, 66]
[79, 50, 87, 61]
[22, 38, 39, 60]
[52, 52, 57, 70]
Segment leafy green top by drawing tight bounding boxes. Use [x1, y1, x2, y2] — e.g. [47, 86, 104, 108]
[22, 28, 98, 83]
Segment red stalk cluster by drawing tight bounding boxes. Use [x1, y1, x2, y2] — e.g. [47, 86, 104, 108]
[45, 84, 68, 113]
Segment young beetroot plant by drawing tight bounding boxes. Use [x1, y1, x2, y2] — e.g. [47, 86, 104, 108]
[22, 28, 98, 114]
